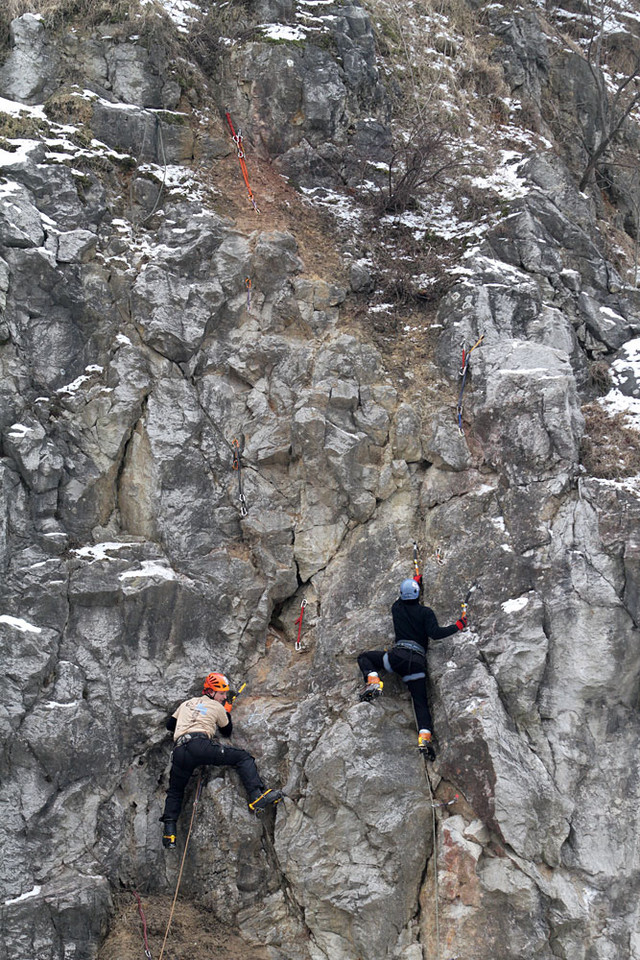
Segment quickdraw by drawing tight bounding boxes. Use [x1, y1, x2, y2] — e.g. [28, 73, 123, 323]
[412, 540, 421, 580]
[245, 276, 252, 313]
[225, 112, 259, 213]
[431, 793, 459, 808]
[434, 543, 445, 566]
[133, 891, 152, 960]
[294, 599, 307, 651]
[457, 334, 484, 436]
[231, 438, 248, 516]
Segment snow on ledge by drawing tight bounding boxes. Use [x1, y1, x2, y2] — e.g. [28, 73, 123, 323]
[72, 542, 129, 561]
[4, 885, 42, 906]
[0, 615, 42, 634]
[501, 596, 529, 614]
[119, 561, 177, 581]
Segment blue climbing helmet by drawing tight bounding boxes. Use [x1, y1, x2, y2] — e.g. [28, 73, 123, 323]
[400, 578, 420, 600]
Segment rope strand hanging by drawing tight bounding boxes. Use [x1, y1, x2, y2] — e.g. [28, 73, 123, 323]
[133, 891, 152, 960]
[294, 599, 307, 651]
[456, 334, 484, 436]
[158, 773, 204, 960]
[225, 111, 260, 213]
[231, 437, 248, 516]
[425, 771, 441, 960]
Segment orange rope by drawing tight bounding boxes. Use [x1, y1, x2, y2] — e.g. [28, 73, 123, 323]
[225, 112, 259, 213]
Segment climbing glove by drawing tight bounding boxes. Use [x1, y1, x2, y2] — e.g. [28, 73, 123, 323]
[224, 690, 237, 713]
[456, 614, 468, 631]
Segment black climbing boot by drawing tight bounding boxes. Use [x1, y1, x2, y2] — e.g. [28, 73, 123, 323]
[162, 820, 177, 848]
[418, 730, 436, 762]
[359, 674, 383, 703]
[248, 788, 283, 812]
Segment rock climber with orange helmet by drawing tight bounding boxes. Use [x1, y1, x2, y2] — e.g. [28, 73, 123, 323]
[160, 671, 282, 848]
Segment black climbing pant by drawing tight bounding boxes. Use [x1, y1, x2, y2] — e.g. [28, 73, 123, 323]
[162, 738, 264, 821]
[358, 647, 433, 732]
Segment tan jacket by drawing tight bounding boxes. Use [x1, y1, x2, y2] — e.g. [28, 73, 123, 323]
[172, 695, 229, 741]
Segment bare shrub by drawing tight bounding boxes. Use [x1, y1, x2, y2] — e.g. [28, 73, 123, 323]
[373, 121, 469, 214]
[588, 360, 613, 395]
[580, 402, 640, 478]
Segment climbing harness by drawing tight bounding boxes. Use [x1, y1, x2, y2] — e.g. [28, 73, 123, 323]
[456, 335, 484, 436]
[158, 773, 204, 960]
[133, 891, 152, 960]
[231, 438, 248, 516]
[294, 599, 307, 651]
[225, 112, 260, 213]
[245, 276, 252, 314]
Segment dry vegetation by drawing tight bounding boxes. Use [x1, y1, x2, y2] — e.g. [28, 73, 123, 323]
[98, 892, 271, 960]
[580, 402, 640, 478]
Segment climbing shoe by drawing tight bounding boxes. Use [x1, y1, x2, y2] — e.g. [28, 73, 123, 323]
[418, 730, 436, 761]
[248, 788, 283, 812]
[162, 820, 177, 849]
[359, 674, 383, 702]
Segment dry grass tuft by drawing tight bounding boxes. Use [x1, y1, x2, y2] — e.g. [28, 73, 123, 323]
[0, 0, 171, 35]
[580, 402, 640, 479]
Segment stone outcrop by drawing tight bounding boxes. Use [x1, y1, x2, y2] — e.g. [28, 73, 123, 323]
[1, 3, 640, 960]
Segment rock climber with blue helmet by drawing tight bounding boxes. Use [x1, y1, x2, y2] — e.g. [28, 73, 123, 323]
[357, 576, 467, 758]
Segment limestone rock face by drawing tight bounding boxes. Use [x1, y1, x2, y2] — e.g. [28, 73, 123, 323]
[1, 4, 640, 960]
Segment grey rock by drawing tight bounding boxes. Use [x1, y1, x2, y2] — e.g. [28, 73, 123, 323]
[0, 14, 57, 102]
[2, 3, 640, 959]
[276, 708, 432, 959]
[471, 341, 584, 481]
[55, 229, 97, 264]
[0, 183, 45, 249]
[423, 407, 473, 472]
[491, 10, 549, 104]
[90, 99, 195, 164]
[132, 264, 225, 361]
[350, 259, 375, 293]
[576, 292, 633, 351]
[391, 402, 423, 463]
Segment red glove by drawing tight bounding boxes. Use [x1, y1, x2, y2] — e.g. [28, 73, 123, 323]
[456, 614, 468, 630]
[413, 574, 422, 585]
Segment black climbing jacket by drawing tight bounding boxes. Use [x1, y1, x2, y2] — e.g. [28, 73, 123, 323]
[391, 598, 459, 654]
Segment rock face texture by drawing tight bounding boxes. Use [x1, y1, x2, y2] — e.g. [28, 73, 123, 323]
[1, 2, 640, 959]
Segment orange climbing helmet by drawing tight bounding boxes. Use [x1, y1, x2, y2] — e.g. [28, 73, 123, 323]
[203, 672, 230, 695]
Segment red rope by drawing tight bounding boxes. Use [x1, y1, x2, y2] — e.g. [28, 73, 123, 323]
[225, 112, 259, 213]
[294, 599, 307, 651]
[133, 891, 152, 960]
